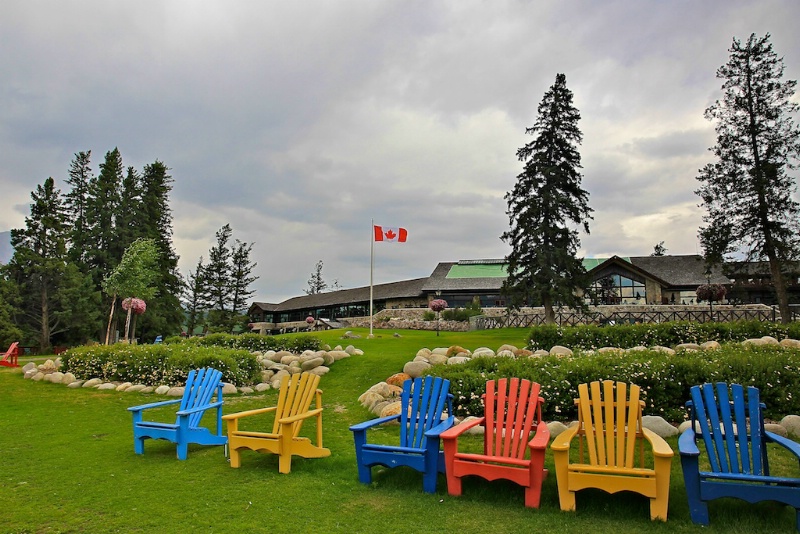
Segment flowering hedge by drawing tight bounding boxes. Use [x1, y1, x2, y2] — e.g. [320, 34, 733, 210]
[427, 344, 800, 422]
[61, 344, 261, 386]
[164, 333, 322, 353]
[527, 320, 800, 351]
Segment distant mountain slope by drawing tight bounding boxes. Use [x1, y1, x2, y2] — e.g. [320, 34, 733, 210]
[0, 231, 13, 264]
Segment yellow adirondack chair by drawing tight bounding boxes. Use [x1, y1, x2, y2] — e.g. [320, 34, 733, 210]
[223, 372, 330, 473]
[551, 380, 673, 521]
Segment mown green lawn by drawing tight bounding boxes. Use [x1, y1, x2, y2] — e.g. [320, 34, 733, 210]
[1, 327, 798, 533]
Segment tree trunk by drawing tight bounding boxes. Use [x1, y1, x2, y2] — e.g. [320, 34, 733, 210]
[131, 314, 138, 344]
[105, 294, 117, 345]
[542, 293, 556, 324]
[767, 256, 792, 324]
[124, 307, 132, 342]
[40, 284, 50, 354]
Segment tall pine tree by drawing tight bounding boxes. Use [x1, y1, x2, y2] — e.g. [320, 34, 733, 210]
[501, 73, 592, 323]
[85, 148, 124, 286]
[134, 161, 184, 340]
[229, 239, 258, 332]
[183, 257, 210, 336]
[64, 150, 93, 268]
[5, 178, 99, 350]
[696, 33, 800, 323]
[204, 224, 233, 330]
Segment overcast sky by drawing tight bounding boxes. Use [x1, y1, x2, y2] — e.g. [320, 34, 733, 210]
[2, 1, 799, 303]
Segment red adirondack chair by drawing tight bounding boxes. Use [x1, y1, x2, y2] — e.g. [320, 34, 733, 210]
[441, 378, 550, 508]
[0, 342, 20, 367]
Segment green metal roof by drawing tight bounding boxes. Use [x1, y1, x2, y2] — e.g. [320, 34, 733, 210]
[445, 257, 630, 278]
[446, 263, 508, 278]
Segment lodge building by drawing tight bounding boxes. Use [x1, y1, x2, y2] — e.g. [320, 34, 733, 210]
[248, 255, 800, 332]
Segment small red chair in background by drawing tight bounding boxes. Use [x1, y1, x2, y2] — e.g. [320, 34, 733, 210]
[0, 342, 20, 367]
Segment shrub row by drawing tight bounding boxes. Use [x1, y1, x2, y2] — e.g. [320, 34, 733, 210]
[426, 344, 800, 423]
[527, 320, 800, 351]
[61, 344, 261, 386]
[164, 333, 322, 353]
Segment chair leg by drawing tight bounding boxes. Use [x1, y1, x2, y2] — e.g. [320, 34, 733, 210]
[524, 486, 542, 509]
[177, 442, 188, 461]
[229, 448, 241, 468]
[134, 436, 145, 455]
[356, 462, 373, 485]
[278, 452, 293, 474]
[553, 451, 575, 512]
[650, 456, 671, 521]
[445, 472, 462, 497]
[650, 496, 668, 522]
[422, 470, 438, 494]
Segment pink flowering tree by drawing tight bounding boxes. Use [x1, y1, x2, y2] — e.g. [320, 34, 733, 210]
[429, 298, 448, 336]
[121, 297, 147, 343]
[696, 284, 727, 303]
[101, 239, 159, 344]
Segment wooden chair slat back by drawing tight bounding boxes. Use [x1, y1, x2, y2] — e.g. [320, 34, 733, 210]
[179, 368, 223, 429]
[273, 373, 321, 436]
[688, 383, 766, 476]
[484, 378, 542, 460]
[400, 376, 450, 449]
[578, 380, 642, 468]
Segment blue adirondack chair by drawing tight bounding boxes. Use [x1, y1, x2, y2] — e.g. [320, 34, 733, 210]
[350, 376, 454, 493]
[128, 367, 228, 460]
[680, 382, 800, 531]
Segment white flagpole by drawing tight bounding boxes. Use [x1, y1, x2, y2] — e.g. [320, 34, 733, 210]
[369, 218, 374, 336]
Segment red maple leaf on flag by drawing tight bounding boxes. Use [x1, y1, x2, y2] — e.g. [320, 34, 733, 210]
[385, 229, 396, 240]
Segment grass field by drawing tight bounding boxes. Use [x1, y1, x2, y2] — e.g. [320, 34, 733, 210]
[1, 327, 798, 533]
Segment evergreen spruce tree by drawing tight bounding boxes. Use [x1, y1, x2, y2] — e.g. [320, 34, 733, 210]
[64, 150, 93, 267]
[116, 166, 143, 250]
[85, 148, 124, 286]
[183, 257, 210, 336]
[204, 224, 233, 330]
[501, 73, 592, 323]
[5, 178, 99, 351]
[304, 260, 328, 295]
[229, 239, 258, 332]
[134, 161, 184, 339]
[696, 33, 800, 323]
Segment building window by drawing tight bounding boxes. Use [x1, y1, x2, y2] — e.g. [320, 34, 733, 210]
[587, 274, 646, 304]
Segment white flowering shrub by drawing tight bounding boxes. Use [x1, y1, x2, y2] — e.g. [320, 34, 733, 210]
[61, 344, 260, 386]
[429, 344, 800, 422]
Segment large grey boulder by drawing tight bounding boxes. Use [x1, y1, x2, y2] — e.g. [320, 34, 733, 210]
[549, 345, 573, 357]
[403, 360, 431, 378]
[780, 415, 800, 439]
[642, 415, 678, 438]
[546, 421, 569, 439]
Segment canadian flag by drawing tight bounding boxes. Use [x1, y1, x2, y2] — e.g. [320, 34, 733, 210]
[374, 225, 408, 243]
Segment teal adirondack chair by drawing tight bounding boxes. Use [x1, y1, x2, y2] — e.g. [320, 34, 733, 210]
[128, 367, 228, 460]
[680, 382, 800, 531]
[350, 376, 454, 493]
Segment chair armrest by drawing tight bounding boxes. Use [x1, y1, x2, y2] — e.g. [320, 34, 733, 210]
[678, 427, 700, 456]
[349, 414, 402, 432]
[642, 427, 674, 458]
[425, 415, 455, 438]
[278, 408, 323, 425]
[177, 401, 223, 416]
[222, 406, 278, 421]
[766, 430, 800, 459]
[440, 417, 486, 440]
[528, 420, 550, 450]
[550, 424, 579, 452]
[127, 399, 182, 413]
